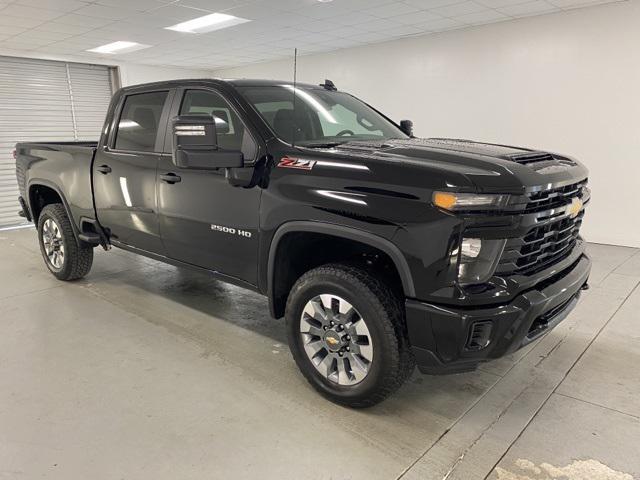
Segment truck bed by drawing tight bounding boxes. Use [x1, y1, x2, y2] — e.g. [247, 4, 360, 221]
[15, 141, 98, 232]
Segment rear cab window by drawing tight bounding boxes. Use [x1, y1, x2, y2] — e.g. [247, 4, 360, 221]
[114, 91, 168, 152]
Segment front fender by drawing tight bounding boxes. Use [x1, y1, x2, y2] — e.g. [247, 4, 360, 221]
[265, 220, 416, 317]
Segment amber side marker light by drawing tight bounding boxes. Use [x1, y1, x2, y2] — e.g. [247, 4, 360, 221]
[433, 192, 458, 210]
[432, 191, 509, 211]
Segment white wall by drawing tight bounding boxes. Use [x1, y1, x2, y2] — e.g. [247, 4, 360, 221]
[216, 1, 640, 248]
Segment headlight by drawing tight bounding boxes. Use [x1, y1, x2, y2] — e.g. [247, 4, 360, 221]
[453, 238, 506, 285]
[433, 192, 508, 211]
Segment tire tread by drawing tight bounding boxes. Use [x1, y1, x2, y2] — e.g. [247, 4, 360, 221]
[38, 204, 93, 281]
[286, 263, 415, 408]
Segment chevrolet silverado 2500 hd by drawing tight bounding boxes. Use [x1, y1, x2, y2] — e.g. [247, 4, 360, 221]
[15, 79, 591, 407]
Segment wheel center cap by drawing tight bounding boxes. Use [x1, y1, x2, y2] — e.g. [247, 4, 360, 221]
[323, 331, 343, 352]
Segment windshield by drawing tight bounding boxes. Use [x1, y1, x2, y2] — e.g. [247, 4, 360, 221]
[238, 85, 408, 147]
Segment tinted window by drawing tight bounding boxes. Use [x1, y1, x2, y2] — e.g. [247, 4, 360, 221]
[180, 90, 257, 159]
[115, 91, 168, 152]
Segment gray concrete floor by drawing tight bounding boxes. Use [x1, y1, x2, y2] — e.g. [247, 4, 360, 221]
[0, 228, 638, 480]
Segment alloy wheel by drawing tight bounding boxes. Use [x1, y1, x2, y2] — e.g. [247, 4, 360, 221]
[42, 218, 65, 269]
[299, 294, 373, 386]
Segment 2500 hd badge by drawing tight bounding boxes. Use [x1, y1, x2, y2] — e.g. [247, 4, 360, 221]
[210, 224, 252, 238]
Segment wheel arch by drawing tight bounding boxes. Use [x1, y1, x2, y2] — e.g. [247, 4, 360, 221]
[27, 179, 80, 240]
[266, 221, 415, 318]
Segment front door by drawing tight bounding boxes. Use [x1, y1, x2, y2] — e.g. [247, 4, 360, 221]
[157, 88, 261, 285]
[93, 90, 172, 254]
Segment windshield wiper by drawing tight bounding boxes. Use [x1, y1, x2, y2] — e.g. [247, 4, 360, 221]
[299, 142, 346, 148]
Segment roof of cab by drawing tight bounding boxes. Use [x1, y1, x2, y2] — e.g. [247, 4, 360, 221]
[119, 78, 325, 93]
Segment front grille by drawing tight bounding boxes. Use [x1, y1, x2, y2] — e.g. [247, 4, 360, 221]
[524, 180, 587, 213]
[497, 210, 584, 276]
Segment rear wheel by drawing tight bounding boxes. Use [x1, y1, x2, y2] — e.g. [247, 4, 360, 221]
[37, 203, 93, 280]
[285, 264, 414, 408]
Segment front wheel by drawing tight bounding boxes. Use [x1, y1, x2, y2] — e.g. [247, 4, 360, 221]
[285, 264, 414, 408]
[37, 203, 93, 281]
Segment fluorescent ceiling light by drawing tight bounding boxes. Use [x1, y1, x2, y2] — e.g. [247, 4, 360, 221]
[87, 41, 151, 54]
[165, 13, 250, 34]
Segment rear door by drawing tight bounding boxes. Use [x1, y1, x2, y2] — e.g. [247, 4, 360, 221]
[93, 89, 173, 254]
[157, 87, 262, 285]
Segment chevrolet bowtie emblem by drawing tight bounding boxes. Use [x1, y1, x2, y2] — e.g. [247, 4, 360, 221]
[568, 197, 583, 219]
[326, 337, 339, 346]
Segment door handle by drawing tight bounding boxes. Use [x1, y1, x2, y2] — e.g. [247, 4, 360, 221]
[160, 173, 181, 184]
[97, 164, 112, 174]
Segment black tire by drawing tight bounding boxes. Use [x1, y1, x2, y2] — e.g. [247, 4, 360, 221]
[285, 263, 414, 408]
[37, 203, 93, 281]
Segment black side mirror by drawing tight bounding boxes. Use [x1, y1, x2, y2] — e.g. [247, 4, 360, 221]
[172, 114, 243, 169]
[400, 119, 414, 137]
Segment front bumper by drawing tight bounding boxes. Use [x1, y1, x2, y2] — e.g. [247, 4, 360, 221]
[406, 253, 591, 374]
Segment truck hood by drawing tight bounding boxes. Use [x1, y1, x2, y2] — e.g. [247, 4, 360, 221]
[307, 138, 589, 193]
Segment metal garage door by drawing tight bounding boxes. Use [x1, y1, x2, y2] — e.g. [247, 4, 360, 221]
[0, 56, 115, 228]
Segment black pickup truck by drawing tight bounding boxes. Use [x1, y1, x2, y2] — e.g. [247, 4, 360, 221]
[15, 78, 591, 407]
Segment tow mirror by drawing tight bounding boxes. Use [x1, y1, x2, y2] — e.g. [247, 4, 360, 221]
[172, 114, 243, 169]
[400, 119, 414, 137]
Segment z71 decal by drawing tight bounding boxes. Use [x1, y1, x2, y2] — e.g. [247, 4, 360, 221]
[278, 157, 316, 170]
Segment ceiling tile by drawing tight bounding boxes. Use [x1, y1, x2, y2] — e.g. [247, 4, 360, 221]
[177, 0, 246, 11]
[97, 0, 167, 11]
[357, 17, 406, 32]
[547, 0, 611, 8]
[475, 0, 530, 7]
[367, 2, 421, 18]
[0, 41, 39, 51]
[265, 12, 317, 27]
[343, 0, 391, 9]
[455, 9, 511, 23]
[34, 44, 85, 54]
[496, 0, 559, 15]
[298, 19, 347, 33]
[29, 21, 96, 35]
[328, 12, 380, 26]
[0, 25, 30, 36]
[2, 35, 51, 47]
[431, 1, 488, 16]
[413, 16, 466, 31]
[381, 24, 425, 37]
[151, 4, 213, 21]
[293, 2, 356, 19]
[320, 25, 371, 38]
[391, 9, 445, 24]
[1, 4, 64, 20]
[0, 14, 47, 28]
[344, 30, 391, 43]
[14, 0, 90, 11]
[72, 4, 141, 20]
[54, 13, 118, 27]
[17, 29, 76, 41]
[222, 3, 284, 20]
[403, 0, 466, 8]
